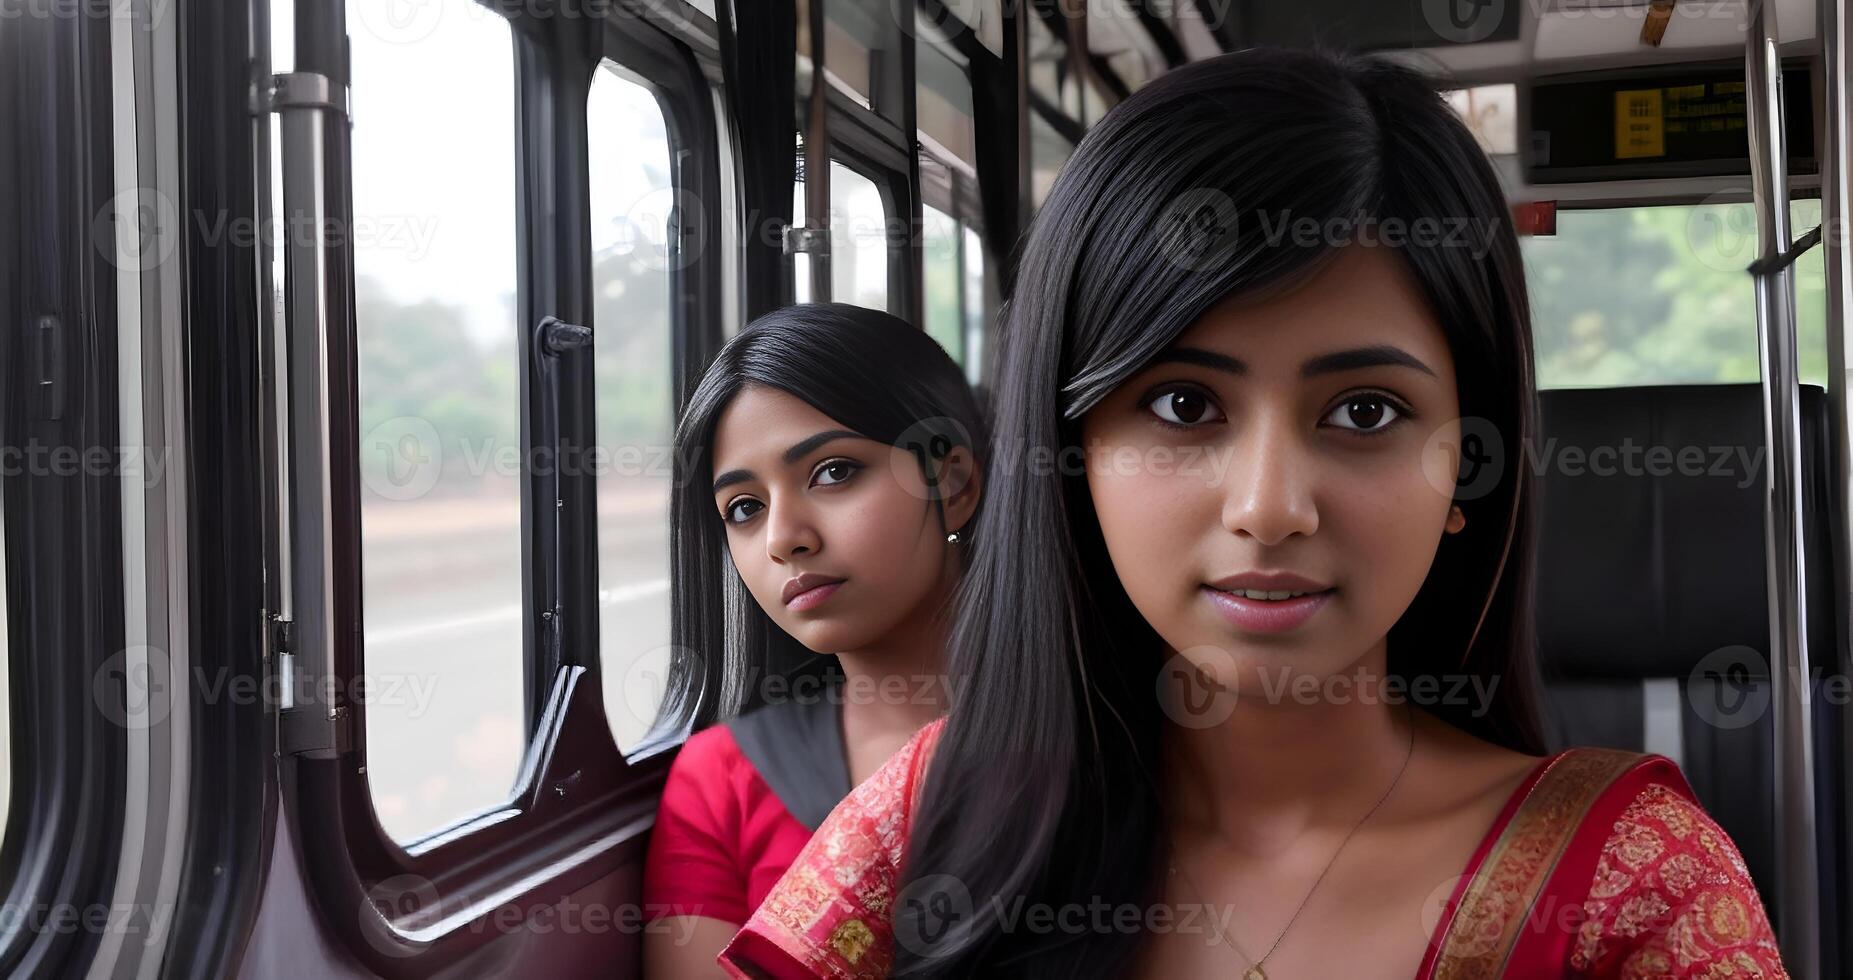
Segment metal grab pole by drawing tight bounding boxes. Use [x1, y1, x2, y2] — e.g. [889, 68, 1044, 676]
[1744, 0, 1821, 972]
[1818, 0, 1853, 957]
[270, 70, 349, 757]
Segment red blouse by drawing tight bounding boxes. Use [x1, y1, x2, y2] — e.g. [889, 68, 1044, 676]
[644, 724, 819, 925]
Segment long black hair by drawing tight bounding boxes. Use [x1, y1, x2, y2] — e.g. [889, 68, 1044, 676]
[655, 302, 987, 734]
[892, 48, 1546, 977]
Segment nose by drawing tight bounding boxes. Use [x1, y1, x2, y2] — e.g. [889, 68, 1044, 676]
[764, 496, 823, 563]
[1220, 411, 1320, 546]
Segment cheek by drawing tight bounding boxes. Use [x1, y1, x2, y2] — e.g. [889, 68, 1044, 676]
[814, 482, 946, 612]
[1086, 457, 1214, 612]
[830, 493, 924, 566]
[1324, 453, 1453, 614]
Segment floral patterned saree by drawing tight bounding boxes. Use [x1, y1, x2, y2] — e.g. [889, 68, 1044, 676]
[718, 719, 1786, 979]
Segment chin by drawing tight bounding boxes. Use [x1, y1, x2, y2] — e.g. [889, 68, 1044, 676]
[787, 621, 866, 655]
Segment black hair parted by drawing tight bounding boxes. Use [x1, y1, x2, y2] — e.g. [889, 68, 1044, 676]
[653, 302, 987, 736]
[891, 47, 1545, 978]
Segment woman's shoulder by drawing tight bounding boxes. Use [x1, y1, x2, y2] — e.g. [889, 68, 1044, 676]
[668, 722, 752, 780]
[715, 716, 946, 978]
[1546, 748, 1787, 977]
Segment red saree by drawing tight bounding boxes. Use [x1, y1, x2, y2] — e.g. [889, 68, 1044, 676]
[718, 719, 1786, 979]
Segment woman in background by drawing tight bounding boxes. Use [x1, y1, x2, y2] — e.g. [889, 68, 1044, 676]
[718, 50, 1783, 979]
[643, 303, 984, 979]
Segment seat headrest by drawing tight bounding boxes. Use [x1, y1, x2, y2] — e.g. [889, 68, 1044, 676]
[1534, 383, 1829, 679]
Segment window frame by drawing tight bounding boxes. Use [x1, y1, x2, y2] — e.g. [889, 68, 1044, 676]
[824, 85, 922, 321]
[162, 0, 280, 972]
[0, 3, 130, 974]
[276, 3, 724, 972]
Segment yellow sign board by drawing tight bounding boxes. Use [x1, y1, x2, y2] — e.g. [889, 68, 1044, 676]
[1615, 88, 1665, 159]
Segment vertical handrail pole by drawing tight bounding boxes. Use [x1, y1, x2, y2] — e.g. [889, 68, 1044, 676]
[1744, 0, 1821, 971]
[1817, 0, 1853, 955]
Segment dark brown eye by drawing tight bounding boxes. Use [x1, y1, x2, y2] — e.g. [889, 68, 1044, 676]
[1325, 395, 1400, 433]
[811, 459, 861, 487]
[723, 498, 763, 524]
[1147, 388, 1224, 426]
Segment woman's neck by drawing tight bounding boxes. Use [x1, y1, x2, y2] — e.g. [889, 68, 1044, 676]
[1160, 637, 1414, 858]
[833, 571, 957, 737]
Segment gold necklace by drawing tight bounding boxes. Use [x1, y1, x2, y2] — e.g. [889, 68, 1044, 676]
[1163, 704, 1416, 980]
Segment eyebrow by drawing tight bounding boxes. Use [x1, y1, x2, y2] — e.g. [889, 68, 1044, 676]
[1302, 345, 1437, 378]
[1150, 344, 1436, 379]
[710, 429, 864, 494]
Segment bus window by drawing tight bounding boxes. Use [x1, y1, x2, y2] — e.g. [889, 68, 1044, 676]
[963, 223, 988, 384]
[347, 0, 525, 843]
[586, 62, 676, 754]
[1522, 200, 1829, 389]
[923, 204, 963, 359]
[793, 159, 891, 310]
[831, 162, 889, 311]
[922, 205, 990, 378]
[1791, 198, 1831, 388]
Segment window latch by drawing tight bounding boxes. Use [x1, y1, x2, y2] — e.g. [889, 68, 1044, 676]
[537, 315, 592, 357]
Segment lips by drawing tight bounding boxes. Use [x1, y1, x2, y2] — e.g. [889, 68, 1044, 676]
[1202, 571, 1335, 633]
[781, 572, 847, 607]
[1206, 571, 1333, 596]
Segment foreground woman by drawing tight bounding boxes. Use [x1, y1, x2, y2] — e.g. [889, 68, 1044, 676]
[643, 304, 983, 978]
[718, 50, 1783, 979]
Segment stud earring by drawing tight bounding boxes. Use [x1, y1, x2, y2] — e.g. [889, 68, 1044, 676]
[946, 531, 961, 545]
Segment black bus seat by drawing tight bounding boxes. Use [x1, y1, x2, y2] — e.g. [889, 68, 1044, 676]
[1532, 383, 1842, 971]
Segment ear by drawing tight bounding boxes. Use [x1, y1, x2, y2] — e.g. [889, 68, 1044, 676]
[937, 445, 983, 536]
[1445, 503, 1466, 534]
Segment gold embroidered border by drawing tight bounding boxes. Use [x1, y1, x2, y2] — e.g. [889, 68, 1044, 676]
[1431, 748, 1643, 980]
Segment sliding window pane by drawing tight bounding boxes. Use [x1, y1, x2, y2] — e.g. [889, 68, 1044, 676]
[923, 205, 962, 360]
[587, 63, 677, 753]
[831, 162, 890, 311]
[349, 0, 525, 843]
[962, 224, 988, 383]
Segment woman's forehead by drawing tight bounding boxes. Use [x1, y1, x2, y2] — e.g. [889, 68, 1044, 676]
[1171, 246, 1453, 374]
